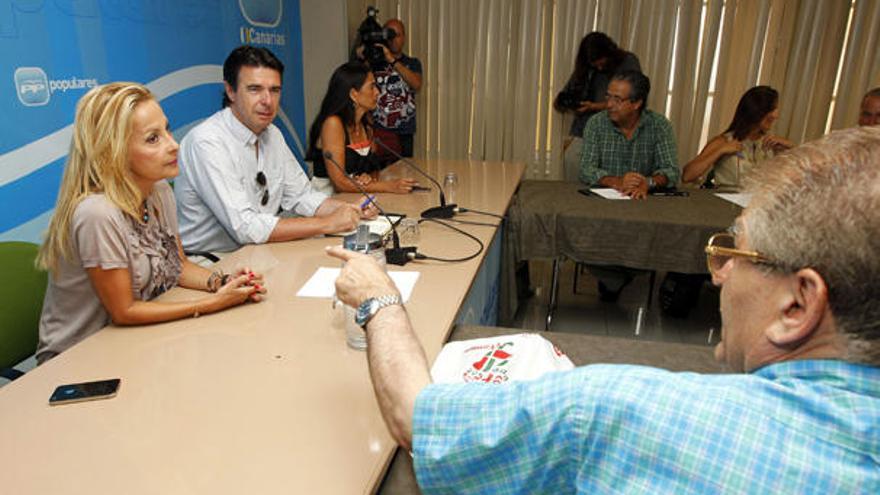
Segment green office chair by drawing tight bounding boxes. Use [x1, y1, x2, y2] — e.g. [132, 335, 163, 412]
[0, 241, 47, 380]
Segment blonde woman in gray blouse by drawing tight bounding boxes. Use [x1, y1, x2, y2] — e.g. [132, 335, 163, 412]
[35, 83, 266, 363]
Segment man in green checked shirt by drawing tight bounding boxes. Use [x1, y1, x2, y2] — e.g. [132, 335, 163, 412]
[578, 70, 683, 301]
[579, 70, 679, 199]
[328, 126, 880, 494]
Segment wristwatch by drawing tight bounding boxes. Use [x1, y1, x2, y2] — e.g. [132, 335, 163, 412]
[646, 176, 656, 191]
[355, 294, 403, 329]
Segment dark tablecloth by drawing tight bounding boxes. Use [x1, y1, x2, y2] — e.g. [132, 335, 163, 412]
[513, 180, 741, 272]
[499, 181, 742, 323]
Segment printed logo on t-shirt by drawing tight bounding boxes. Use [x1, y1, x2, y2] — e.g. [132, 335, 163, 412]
[463, 342, 514, 384]
[373, 62, 417, 133]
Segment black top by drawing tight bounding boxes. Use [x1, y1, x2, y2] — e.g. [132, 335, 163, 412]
[556, 52, 641, 137]
[312, 125, 382, 178]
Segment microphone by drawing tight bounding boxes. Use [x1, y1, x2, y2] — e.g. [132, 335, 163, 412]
[322, 151, 416, 265]
[373, 138, 457, 219]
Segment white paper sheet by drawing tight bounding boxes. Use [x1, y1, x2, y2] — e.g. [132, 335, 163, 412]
[590, 188, 631, 200]
[715, 193, 752, 208]
[296, 267, 420, 302]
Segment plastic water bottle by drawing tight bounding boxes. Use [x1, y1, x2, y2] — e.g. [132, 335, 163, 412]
[342, 225, 386, 350]
[443, 172, 459, 204]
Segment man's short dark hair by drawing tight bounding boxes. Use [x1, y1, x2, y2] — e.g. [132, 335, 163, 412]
[864, 87, 880, 101]
[222, 45, 285, 107]
[612, 70, 650, 112]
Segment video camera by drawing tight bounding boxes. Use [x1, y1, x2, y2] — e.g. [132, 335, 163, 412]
[556, 90, 581, 110]
[357, 6, 397, 70]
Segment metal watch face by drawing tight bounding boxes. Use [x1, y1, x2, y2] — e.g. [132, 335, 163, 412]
[355, 298, 379, 327]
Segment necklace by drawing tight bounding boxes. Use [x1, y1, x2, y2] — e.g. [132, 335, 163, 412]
[142, 200, 150, 223]
[349, 123, 366, 142]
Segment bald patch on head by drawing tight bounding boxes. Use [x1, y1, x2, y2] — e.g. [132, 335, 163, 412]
[385, 19, 405, 35]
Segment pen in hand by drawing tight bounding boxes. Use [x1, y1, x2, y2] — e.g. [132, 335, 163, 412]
[360, 194, 376, 210]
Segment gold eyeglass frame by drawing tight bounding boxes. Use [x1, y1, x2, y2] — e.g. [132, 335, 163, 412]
[704, 232, 773, 275]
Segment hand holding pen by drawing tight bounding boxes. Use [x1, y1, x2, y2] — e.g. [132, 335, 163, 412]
[359, 195, 379, 219]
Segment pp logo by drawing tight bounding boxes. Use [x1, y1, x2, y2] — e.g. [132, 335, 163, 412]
[14, 67, 50, 107]
[239, 0, 282, 28]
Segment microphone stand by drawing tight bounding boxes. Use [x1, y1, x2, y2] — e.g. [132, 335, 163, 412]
[322, 151, 416, 265]
[373, 138, 457, 219]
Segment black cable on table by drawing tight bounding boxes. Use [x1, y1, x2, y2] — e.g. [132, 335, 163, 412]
[456, 207, 506, 220]
[442, 218, 498, 227]
[414, 218, 485, 263]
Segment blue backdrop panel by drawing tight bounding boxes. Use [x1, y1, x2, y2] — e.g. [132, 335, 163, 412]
[0, 0, 306, 243]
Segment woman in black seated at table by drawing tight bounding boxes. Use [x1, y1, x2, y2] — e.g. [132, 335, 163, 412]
[308, 62, 416, 194]
[35, 82, 266, 364]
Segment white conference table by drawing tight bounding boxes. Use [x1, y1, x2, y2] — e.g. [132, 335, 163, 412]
[0, 159, 524, 494]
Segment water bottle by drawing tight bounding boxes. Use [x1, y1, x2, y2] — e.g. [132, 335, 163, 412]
[443, 172, 459, 204]
[341, 225, 386, 350]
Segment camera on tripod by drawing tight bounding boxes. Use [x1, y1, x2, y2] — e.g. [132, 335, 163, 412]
[357, 6, 397, 70]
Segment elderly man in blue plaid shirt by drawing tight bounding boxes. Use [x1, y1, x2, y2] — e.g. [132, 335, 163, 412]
[328, 126, 880, 494]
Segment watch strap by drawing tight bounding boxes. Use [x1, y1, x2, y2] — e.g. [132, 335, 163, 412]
[358, 294, 403, 329]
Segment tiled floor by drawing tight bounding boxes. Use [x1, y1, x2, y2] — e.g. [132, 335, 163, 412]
[512, 259, 722, 348]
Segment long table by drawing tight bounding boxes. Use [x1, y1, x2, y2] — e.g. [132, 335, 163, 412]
[0, 159, 524, 494]
[500, 181, 742, 326]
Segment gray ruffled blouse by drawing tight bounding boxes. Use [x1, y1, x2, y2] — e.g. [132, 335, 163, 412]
[36, 180, 183, 363]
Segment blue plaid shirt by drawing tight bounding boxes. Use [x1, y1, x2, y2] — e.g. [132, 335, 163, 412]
[413, 360, 880, 494]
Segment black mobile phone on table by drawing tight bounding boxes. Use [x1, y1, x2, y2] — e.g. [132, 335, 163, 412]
[650, 190, 690, 197]
[49, 378, 120, 406]
[411, 185, 432, 192]
[577, 188, 596, 197]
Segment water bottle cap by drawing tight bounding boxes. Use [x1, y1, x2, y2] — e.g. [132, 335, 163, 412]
[343, 231, 384, 252]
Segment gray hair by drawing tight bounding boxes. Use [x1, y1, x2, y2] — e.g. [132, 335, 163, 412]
[743, 126, 880, 365]
[611, 70, 650, 112]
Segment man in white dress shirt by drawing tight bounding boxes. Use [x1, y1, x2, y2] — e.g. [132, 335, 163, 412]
[175, 46, 371, 253]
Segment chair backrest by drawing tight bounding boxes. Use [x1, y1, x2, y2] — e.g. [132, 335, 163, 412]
[0, 241, 47, 369]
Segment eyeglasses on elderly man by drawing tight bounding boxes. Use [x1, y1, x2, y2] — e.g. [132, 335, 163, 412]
[704, 231, 782, 277]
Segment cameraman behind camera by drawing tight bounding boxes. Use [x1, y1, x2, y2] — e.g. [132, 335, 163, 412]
[355, 6, 395, 70]
[353, 11, 422, 159]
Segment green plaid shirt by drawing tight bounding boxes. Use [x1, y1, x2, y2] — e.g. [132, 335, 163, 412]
[579, 110, 680, 186]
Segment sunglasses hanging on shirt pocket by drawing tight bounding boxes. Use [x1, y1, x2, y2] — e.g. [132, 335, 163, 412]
[256, 171, 269, 206]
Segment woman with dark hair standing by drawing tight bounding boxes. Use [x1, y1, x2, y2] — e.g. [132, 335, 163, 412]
[554, 32, 641, 179]
[683, 86, 795, 188]
[308, 62, 416, 194]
